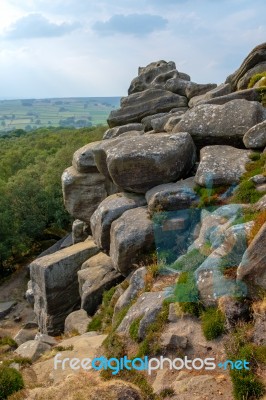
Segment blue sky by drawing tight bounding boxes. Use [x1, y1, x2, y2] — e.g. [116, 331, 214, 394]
[0, 0, 265, 98]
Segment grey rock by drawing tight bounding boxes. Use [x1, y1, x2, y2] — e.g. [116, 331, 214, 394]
[243, 120, 266, 149]
[174, 100, 265, 147]
[103, 123, 144, 140]
[72, 219, 89, 244]
[146, 177, 198, 213]
[253, 306, 266, 345]
[107, 89, 188, 128]
[192, 88, 260, 106]
[218, 296, 250, 330]
[251, 174, 266, 185]
[113, 267, 147, 317]
[64, 310, 91, 335]
[90, 193, 146, 251]
[22, 321, 38, 329]
[161, 331, 188, 351]
[237, 222, 266, 296]
[60, 233, 73, 249]
[15, 340, 51, 362]
[25, 281, 34, 306]
[151, 111, 185, 133]
[62, 167, 108, 224]
[255, 194, 266, 211]
[14, 329, 38, 346]
[237, 61, 266, 90]
[0, 301, 16, 319]
[78, 253, 122, 315]
[188, 83, 232, 107]
[110, 207, 155, 275]
[106, 133, 196, 193]
[165, 78, 216, 99]
[72, 141, 101, 173]
[195, 145, 251, 187]
[30, 240, 99, 335]
[35, 333, 58, 346]
[226, 42, 266, 91]
[117, 291, 165, 340]
[141, 112, 168, 132]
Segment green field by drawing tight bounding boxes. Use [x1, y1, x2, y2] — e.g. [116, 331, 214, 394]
[0, 97, 120, 135]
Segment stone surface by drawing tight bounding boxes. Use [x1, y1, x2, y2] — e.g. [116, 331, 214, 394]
[34, 333, 58, 346]
[190, 88, 261, 106]
[106, 133, 196, 193]
[151, 111, 184, 133]
[174, 100, 265, 147]
[15, 340, 51, 362]
[113, 267, 147, 317]
[25, 281, 34, 305]
[90, 193, 146, 251]
[103, 123, 144, 140]
[107, 89, 188, 128]
[62, 167, 108, 224]
[226, 42, 266, 91]
[72, 219, 89, 244]
[72, 141, 101, 173]
[146, 177, 199, 213]
[0, 301, 16, 319]
[243, 120, 266, 149]
[64, 309, 91, 335]
[30, 240, 99, 335]
[14, 328, 38, 346]
[78, 253, 122, 315]
[160, 331, 188, 351]
[117, 291, 165, 340]
[195, 145, 251, 187]
[237, 222, 266, 295]
[253, 304, 266, 345]
[141, 112, 167, 131]
[237, 61, 266, 90]
[218, 296, 250, 330]
[188, 83, 232, 107]
[110, 207, 155, 275]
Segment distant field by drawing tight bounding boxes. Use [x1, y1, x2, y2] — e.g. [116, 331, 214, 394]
[0, 97, 120, 135]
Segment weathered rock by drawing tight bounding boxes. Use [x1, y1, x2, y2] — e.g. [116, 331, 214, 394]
[107, 89, 187, 128]
[237, 222, 266, 295]
[14, 329, 38, 346]
[243, 120, 266, 149]
[151, 111, 183, 133]
[15, 340, 51, 362]
[117, 291, 165, 340]
[0, 301, 16, 319]
[113, 267, 147, 317]
[72, 219, 89, 244]
[237, 61, 266, 90]
[146, 177, 198, 213]
[90, 193, 146, 251]
[62, 167, 108, 224]
[226, 42, 266, 91]
[174, 100, 265, 147]
[110, 207, 155, 275]
[25, 281, 34, 305]
[195, 146, 251, 187]
[141, 112, 167, 131]
[103, 123, 144, 140]
[164, 77, 216, 98]
[218, 296, 250, 330]
[188, 83, 232, 107]
[160, 331, 188, 351]
[64, 309, 91, 335]
[60, 234, 73, 249]
[34, 333, 58, 346]
[78, 253, 122, 315]
[190, 88, 261, 106]
[72, 141, 101, 173]
[30, 240, 99, 335]
[255, 194, 266, 211]
[251, 174, 266, 185]
[106, 133, 196, 193]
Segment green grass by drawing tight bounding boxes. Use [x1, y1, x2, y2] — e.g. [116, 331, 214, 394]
[0, 366, 24, 399]
[0, 337, 17, 348]
[248, 72, 266, 88]
[170, 248, 208, 273]
[87, 286, 117, 332]
[129, 317, 142, 342]
[201, 308, 225, 340]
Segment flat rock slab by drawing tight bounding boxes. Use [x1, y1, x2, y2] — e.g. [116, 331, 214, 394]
[15, 340, 51, 362]
[0, 301, 16, 319]
[30, 240, 99, 336]
[195, 145, 251, 187]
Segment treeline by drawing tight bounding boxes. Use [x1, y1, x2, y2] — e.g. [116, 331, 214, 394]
[0, 126, 105, 277]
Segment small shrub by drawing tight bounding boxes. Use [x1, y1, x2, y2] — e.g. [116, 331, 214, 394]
[87, 315, 102, 332]
[0, 337, 17, 349]
[0, 366, 24, 399]
[54, 345, 73, 352]
[233, 180, 263, 204]
[129, 317, 142, 342]
[201, 308, 225, 340]
[87, 286, 118, 332]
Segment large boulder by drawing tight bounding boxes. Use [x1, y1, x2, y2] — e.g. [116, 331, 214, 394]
[90, 193, 146, 251]
[64, 309, 91, 335]
[110, 207, 155, 275]
[78, 253, 122, 315]
[188, 83, 232, 107]
[72, 141, 101, 173]
[106, 133, 196, 193]
[103, 123, 144, 140]
[117, 291, 165, 340]
[146, 177, 199, 213]
[30, 240, 99, 335]
[243, 120, 266, 149]
[237, 222, 266, 296]
[165, 78, 217, 99]
[173, 99, 265, 147]
[225, 42, 266, 91]
[107, 88, 187, 127]
[195, 145, 251, 187]
[62, 167, 108, 224]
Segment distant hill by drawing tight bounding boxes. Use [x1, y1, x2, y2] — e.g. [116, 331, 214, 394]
[0, 97, 120, 135]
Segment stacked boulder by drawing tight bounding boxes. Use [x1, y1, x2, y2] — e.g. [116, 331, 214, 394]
[29, 43, 266, 336]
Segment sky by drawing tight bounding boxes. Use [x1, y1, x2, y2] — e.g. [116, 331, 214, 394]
[0, 0, 265, 99]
